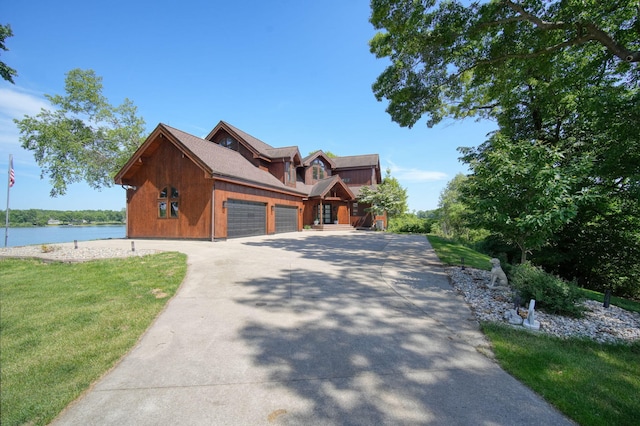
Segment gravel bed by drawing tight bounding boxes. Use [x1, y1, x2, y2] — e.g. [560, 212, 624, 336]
[0, 244, 158, 262]
[447, 266, 640, 344]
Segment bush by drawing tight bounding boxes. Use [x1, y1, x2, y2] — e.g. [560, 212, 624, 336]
[388, 214, 434, 234]
[510, 262, 585, 317]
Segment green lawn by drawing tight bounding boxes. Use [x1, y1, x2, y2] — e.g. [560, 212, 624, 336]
[0, 252, 187, 426]
[426, 234, 492, 270]
[425, 234, 640, 425]
[483, 323, 640, 426]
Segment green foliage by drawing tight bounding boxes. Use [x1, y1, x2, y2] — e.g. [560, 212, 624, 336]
[0, 23, 17, 83]
[474, 234, 521, 266]
[459, 134, 590, 263]
[369, 0, 639, 128]
[358, 168, 408, 217]
[427, 234, 492, 270]
[14, 69, 146, 196]
[388, 213, 434, 234]
[308, 150, 338, 158]
[483, 322, 640, 426]
[432, 173, 489, 243]
[0, 253, 187, 426]
[535, 182, 640, 299]
[369, 1, 640, 298]
[2, 209, 125, 226]
[510, 262, 585, 317]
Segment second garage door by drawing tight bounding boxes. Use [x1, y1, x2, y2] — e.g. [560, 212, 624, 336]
[227, 200, 266, 238]
[275, 205, 298, 234]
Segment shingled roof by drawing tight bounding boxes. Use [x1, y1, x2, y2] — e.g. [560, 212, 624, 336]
[333, 154, 379, 169]
[116, 121, 380, 199]
[307, 176, 355, 199]
[166, 124, 307, 193]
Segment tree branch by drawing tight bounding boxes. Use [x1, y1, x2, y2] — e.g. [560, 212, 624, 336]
[502, 0, 639, 63]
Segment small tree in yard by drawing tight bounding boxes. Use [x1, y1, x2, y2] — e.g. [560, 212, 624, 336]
[358, 168, 408, 218]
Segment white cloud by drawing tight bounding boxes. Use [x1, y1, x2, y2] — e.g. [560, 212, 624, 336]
[0, 86, 50, 119]
[385, 160, 448, 182]
[0, 87, 51, 150]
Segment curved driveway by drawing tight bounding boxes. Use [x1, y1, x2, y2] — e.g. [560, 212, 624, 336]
[52, 232, 572, 425]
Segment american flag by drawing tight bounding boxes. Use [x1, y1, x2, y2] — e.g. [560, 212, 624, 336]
[9, 157, 15, 187]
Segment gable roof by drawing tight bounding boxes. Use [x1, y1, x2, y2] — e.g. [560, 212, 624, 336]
[308, 175, 355, 200]
[205, 121, 274, 160]
[115, 124, 305, 195]
[302, 150, 337, 168]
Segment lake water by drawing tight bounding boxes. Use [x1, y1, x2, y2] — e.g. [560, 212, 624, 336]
[3, 225, 126, 247]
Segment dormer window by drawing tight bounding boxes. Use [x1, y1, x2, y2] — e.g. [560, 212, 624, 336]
[312, 159, 326, 180]
[217, 136, 238, 151]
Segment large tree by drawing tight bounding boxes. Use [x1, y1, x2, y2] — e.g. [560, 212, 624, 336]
[15, 69, 146, 196]
[369, 0, 639, 128]
[370, 1, 639, 295]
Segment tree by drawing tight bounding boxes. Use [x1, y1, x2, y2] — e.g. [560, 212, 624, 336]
[369, 0, 639, 128]
[459, 133, 591, 263]
[0, 23, 17, 83]
[358, 168, 408, 218]
[371, 0, 640, 296]
[434, 173, 485, 242]
[308, 150, 338, 158]
[15, 69, 146, 196]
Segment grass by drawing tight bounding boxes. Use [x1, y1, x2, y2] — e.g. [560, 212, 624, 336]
[579, 288, 640, 314]
[0, 252, 187, 426]
[426, 234, 492, 270]
[483, 323, 640, 426]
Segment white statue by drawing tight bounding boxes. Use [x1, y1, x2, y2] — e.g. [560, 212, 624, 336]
[489, 258, 509, 288]
[504, 309, 523, 325]
[522, 299, 541, 330]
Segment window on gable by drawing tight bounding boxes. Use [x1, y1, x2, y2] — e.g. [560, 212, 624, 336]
[158, 186, 179, 218]
[218, 136, 238, 151]
[312, 159, 326, 180]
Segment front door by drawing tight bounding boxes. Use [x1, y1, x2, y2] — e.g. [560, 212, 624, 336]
[323, 204, 332, 224]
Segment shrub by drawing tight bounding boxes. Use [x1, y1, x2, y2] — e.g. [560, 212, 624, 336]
[388, 214, 434, 234]
[510, 262, 585, 317]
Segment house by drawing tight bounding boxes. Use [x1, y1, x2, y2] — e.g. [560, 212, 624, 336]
[114, 121, 386, 240]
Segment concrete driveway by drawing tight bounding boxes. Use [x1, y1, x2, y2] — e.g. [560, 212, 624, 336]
[51, 232, 572, 425]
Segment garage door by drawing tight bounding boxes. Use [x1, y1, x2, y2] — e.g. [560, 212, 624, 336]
[227, 200, 266, 238]
[275, 205, 298, 234]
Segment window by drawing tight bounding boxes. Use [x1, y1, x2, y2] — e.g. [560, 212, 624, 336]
[311, 159, 326, 180]
[285, 161, 290, 184]
[218, 136, 238, 151]
[158, 186, 179, 218]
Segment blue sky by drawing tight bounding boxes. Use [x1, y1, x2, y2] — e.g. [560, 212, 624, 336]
[1, 0, 496, 212]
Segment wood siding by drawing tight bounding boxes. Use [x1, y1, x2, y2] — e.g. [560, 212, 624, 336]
[335, 168, 375, 186]
[126, 139, 213, 239]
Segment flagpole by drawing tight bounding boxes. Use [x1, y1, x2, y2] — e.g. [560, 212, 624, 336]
[4, 154, 12, 247]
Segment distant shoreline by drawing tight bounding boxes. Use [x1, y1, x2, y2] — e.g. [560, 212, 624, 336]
[7, 223, 125, 228]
